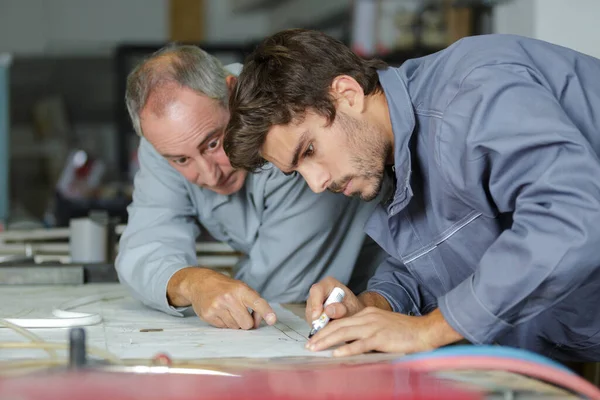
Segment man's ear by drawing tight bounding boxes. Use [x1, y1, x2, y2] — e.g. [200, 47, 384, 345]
[226, 75, 237, 94]
[330, 75, 365, 113]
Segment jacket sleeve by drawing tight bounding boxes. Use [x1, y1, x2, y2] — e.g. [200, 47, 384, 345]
[115, 138, 200, 316]
[437, 63, 600, 344]
[240, 167, 379, 303]
[367, 255, 438, 316]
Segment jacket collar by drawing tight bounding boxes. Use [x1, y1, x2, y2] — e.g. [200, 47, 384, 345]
[377, 67, 416, 216]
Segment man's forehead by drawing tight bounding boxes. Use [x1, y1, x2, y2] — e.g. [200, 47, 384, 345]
[141, 99, 227, 152]
[263, 125, 308, 171]
[144, 82, 180, 118]
[262, 126, 297, 164]
[145, 85, 224, 118]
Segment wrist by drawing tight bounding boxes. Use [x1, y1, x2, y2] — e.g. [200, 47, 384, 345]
[358, 291, 392, 311]
[422, 308, 463, 348]
[167, 267, 205, 307]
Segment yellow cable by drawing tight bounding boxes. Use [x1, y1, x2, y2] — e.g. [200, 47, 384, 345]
[0, 318, 58, 360]
[0, 359, 64, 373]
[0, 342, 122, 364]
[0, 293, 124, 366]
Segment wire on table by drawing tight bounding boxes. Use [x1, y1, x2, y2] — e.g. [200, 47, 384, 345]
[396, 345, 570, 371]
[0, 342, 122, 365]
[0, 318, 58, 360]
[0, 359, 64, 373]
[398, 355, 600, 399]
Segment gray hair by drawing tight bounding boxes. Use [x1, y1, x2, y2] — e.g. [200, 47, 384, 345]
[125, 44, 229, 136]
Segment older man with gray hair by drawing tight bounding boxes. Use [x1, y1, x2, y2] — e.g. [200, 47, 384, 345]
[115, 44, 385, 330]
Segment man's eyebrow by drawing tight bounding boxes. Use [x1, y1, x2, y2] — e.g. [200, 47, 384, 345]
[161, 153, 185, 159]
[289, 130, 309, 170]
[160, 130, 221, 159]
[197, 129, 221, 149]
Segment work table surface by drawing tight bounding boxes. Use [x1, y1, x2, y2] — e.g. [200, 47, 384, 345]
[0, 283, 583, 398]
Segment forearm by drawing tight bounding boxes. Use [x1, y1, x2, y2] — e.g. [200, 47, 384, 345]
[359, 291, 392, 311]
[358, 293, 462, 347]
[167, 267, 211, 307]
[366, 257, 437, 315]
[424, 308, 464, 348]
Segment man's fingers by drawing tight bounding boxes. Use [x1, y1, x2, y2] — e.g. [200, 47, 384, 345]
[208, 316, 226, 329]
[220, 310, 241, 329]
[306, 282, 333, 322]
[310, 312, 366, 341]
[307, 324, 368, 352]
[305, 303, 316, 325]
[325, 302, 348, 319]
[228, 303, 255, 330]
[242, 291, 276, 325]
[252, 309, 263, 329]
[332, 338, 376, 357]
[307, 315, 372, 351]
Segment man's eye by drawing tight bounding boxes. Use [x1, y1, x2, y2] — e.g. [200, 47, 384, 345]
[207, 138, 220, 151]
[304, 143, 314, 157]
[173, 157, 189, 165]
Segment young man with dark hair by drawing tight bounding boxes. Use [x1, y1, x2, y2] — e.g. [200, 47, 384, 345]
[224, 29, 600, 361]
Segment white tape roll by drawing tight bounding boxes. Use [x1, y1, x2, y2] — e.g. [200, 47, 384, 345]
[69, 217, 107, 263]
[2, 292, 125, 328]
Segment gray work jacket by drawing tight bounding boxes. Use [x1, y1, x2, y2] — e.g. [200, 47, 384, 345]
[366, 34, 600, 357]
[116, 138, 385, 316]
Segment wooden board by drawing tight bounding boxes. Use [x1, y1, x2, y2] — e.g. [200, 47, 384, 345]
[169, 0, 204, 42]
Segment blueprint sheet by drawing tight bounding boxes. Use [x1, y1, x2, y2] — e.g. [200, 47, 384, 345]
[0, 283, 332, 360]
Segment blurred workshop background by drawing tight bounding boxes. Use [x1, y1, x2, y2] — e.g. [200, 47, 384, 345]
[1, 0, 599, 283]
[4, 0, 599, 233]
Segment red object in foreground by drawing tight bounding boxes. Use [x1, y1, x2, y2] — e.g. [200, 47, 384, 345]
[0, 363, 481, 400]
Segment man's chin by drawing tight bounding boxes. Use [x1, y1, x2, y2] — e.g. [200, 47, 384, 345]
[359, 191, 378, 202]
[203, 171, 247, 195]
[227, 172, 248, 194]
[341, 188, 375, 201]
[359, 180, 384, 202]
[211, 185, 241, 196]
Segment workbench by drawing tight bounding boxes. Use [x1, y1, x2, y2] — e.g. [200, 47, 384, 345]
[0, 283, 595, 399]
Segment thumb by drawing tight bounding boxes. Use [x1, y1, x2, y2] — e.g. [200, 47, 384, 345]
[325, 302, 348, 320]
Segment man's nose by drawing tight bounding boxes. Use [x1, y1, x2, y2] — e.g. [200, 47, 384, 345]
[301, 166, 330, 194]
[195, 157, 220, 186]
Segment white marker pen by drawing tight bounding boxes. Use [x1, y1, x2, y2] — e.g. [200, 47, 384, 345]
[308, 287, 346, 338]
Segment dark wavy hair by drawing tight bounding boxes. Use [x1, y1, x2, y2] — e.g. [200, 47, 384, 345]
[224, 28, 388, 171]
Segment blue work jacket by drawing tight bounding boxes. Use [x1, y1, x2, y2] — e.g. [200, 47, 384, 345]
[366, 34, 600, 361]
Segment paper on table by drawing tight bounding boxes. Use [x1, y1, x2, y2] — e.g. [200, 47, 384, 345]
[0, 284, 332, 360]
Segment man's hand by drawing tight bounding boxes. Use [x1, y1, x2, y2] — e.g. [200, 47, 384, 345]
[305, 277, 364, 324]
[167, 267, 276, 330]
[306, 307, 463, 357]
[305, 277, 393, 324]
